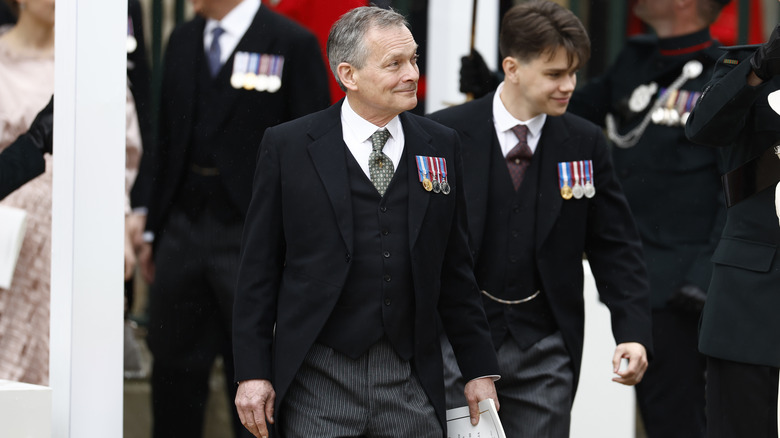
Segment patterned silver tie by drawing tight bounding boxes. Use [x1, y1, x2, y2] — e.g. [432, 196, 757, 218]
[369, 128, 394, 196]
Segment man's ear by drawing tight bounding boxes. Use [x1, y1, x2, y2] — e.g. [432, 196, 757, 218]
[337, 62, 358, 91]
[502, 57, 519, 83]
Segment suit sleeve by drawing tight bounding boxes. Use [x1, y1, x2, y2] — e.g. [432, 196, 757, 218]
[128, 0, 154, 210]
[583, 127, 653, 353]
[436, 130, 500, 380]
[0, 133, 45, 200]
[685, 50, 766, 147]
[140, 28, 181, 236]
[233, 127, 286, 382]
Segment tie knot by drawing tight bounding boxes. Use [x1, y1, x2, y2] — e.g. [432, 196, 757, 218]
[371, 128, 390, 152]
[510, 124, 528, 143]
[212, 26, 225, 40]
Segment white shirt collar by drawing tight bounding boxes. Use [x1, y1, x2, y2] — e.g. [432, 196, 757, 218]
[204, 0, 260, 61]
[342, 96, 402, 145]
[492, 82, 547, 139]
[341, 97, 404, 179]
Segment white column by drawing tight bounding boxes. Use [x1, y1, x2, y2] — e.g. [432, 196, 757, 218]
[52, 0, 127, 436]
[426, 0, 499, 114]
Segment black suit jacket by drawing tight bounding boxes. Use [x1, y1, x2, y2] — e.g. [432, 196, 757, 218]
[0, 133, 45, 200]
[127, 0, 154, 209]
[430, 93, 653, 391]
[685, 48, 780, 368]
[233, 101, 500, 435]
[139, 6, 330, 235]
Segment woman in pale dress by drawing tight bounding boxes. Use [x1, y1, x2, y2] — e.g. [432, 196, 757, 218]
[0, 0, 141, 385]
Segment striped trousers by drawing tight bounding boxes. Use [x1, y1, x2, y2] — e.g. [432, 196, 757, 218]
[442, 331, 574, 438]
[280, 338, 442, 438]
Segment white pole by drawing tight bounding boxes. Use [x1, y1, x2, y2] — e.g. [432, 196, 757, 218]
[426, 0, 499, 114]
[52, 0, 127, 435]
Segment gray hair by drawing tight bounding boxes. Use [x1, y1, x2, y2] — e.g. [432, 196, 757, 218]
[326, 6, 410, 91]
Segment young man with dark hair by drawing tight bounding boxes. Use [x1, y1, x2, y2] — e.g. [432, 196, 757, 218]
[429, 1, 652, 437]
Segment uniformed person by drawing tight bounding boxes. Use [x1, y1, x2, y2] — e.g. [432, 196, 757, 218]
[685, 21, 780, 438]
[567, 1, 731, 437]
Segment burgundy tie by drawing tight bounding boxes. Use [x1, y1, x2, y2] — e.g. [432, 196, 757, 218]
[506, 125, 533, 190]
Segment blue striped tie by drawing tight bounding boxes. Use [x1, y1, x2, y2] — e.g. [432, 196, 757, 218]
[208, 27, 225, 77]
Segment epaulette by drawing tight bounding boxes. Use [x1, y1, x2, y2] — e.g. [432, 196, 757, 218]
[718, 44, 761, 51]
[716, 44, 760, 66]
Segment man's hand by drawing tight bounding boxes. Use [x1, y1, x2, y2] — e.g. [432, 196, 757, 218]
[124, 223, 137, 281]
[463, 377, 499, 426]
[751, 24, 780, 81]
[138, 241, 155, 284]
[27, 97, 53, 155]
[126, 213, 146, 250]
[611, 342, 648, 386]
[235, 379, 276, 438]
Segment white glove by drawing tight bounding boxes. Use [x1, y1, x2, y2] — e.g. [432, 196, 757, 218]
[775, 181, 780, 227]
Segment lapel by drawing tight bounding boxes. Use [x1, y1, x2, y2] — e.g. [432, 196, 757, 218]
[208, 7, 278, 131]
[535, 115, 568, 247]
[307, 102, 354, 253]
[401, 112, 435, 249]
[306, 108, 436, 253]
[172, 18, 208, 146]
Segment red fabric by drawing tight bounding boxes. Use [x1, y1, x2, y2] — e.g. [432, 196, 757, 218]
[626, 0, 646, 37]
[264, 0, 368, 103]
[626, 0, 765, 44]
[710, 0, 764, 45]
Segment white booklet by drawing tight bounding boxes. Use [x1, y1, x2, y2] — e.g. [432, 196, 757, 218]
[446, 398, 506, 438]
[0, 205, 27, 289]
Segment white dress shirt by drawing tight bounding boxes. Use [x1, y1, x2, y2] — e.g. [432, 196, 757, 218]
[492, 82, 547, 156]
[203, 0, 260, 65]
[341, 96, 405, 179]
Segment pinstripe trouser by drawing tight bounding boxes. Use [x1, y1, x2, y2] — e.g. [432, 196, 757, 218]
[280, 338, 442, 438]
[442, 331, 574, 438]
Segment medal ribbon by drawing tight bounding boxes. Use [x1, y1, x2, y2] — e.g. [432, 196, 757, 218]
[258, 54, 270, 76]
[234, 52, 248, 76]
[427, 156, 439, 185]
[572, 161, 580, 188]
[585, 160, 593, 186]
[248, 53, 259, 76]
[415, 156, 430, 182]
[558, 162, 570, 190]
[270, 55, 284, 79]
[439, 157, 447, 183]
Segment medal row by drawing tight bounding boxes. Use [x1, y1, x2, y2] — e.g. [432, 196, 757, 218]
[230, 52, 285, 93]
[415, 155, 450, 194]
[558, 160, 595, 200]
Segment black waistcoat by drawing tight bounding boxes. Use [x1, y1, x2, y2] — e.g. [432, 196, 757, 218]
[174, 57, 241, 223]
[476, 136, 557, 350]
[317, 147, 415, 360]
